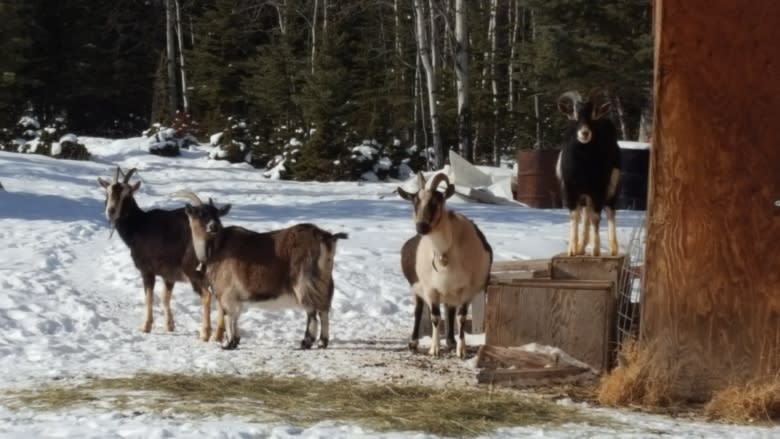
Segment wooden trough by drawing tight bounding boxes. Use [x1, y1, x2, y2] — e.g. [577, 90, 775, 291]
[476, 255, 626, 387]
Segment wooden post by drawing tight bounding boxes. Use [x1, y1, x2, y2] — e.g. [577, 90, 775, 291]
[641, 0, 780, 401]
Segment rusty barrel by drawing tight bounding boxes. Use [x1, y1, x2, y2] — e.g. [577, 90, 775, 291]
[515, 149, 561, 208]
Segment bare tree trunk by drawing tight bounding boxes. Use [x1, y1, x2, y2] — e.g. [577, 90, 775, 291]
[614, 94, 629, 140]
[165, 0, 178, 119]
[454, 0, 472, 162]
[638, 91, 653, 142]
[311, 0, 318, 74]
[273, 0, 287, 35]
[530, 9, 541, 149]
[189, 13, 195, 46]
[488, 0, 499, 164]
[174, 0, 188, 113]
[322, 0, 328, 41]
[508, 0, 520, 114]
[415, 0, 443, 169]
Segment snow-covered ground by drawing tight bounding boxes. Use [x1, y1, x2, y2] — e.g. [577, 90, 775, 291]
[0, 138, 775, 438]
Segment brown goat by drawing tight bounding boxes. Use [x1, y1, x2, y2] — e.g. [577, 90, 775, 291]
[177, 191, 347, 350]
[97, 167, 222, 341]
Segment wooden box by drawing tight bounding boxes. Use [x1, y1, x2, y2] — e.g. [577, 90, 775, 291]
[483, 255, 625, 371]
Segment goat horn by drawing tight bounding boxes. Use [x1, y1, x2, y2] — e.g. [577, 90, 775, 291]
[558, 91, 583, 105]
[173, 190, 203, 206]
[428, 173, 450, 193]
[123, 168, 138, 183]
[416, 171, 426, 191]
[113, 167, 121, 183]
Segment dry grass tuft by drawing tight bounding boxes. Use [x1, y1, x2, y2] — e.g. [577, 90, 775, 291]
[705, 377, 780, 423]
[4, 373, 613, 436]
[597, 339, 677, 408]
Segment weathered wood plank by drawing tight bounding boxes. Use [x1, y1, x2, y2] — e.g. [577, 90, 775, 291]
[485, 282, 615, 371]
[492, 259, 551, 273]
[476, 367, 592, 386]
[642, 0, 780, 400]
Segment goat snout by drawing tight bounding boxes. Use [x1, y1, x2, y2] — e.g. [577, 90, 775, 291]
[416, 222, 431, 235]
[577, 127, 592, 144]
[107, 207, 117, 218]
[206, 220, 219, 233]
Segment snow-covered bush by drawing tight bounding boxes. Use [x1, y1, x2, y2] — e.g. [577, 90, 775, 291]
[344, 138, 425, 181]
[143, 112, 200, 157]
[0, 116, 89, 161]
[53, 134, 90, 160]
[208, 117, 255, 164]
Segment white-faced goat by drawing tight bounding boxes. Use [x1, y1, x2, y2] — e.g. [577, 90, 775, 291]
[556, 88, 622, 257]
[398, 172, 492, 358]
[177, 191, 347, 350]
[97, 167, 224, 341]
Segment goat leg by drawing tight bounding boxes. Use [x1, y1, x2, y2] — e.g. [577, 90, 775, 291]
[445, 305, 457, 351]
[211, 298, 225, 342]
[567, 209, 581, 257]
[301, 310, 318, 349]
[456, 303, 469, 359]
[606, 206, 619, 255]
[408, 295, 424, 352]
[162, 280, 175, 332]
[141, 273, 154, 333]
[199, 287, 212, 341]
[318, 310, 329, 348]
[429, 302, 442, 357]
[590, 207, 602, 257]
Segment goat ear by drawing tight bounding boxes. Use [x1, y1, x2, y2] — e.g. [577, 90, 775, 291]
[130, 180, 141, 193]
[97, 177, 110, 189]
[218, 204, 232, 217]
[593, 102, 611, 120]
[397, 187, 414, 201]
[444, 183, 455, 200]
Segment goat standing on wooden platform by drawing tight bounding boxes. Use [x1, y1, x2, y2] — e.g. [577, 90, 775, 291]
[97, 167, 222, 341]
[556, 88, 622, 257]
[177, 191, 347, 351]
[398, 172, 493, 358]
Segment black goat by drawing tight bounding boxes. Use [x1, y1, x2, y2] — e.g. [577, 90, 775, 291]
[556, 89, 621, 256]
[97, 167, 223, 340]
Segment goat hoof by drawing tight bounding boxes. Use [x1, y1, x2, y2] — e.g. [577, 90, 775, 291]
[166, 321, 175, 332]
[318, 337, 329, 349]
[300, 337, 314, 350]
[591, 248, 601, 257]
[428, 345, 441, 357]
[221, 337, 239, 350]
[211, 328, 225, 342]
[141, 322, 152, 333]
[199, 328, 211, 342]
[456, 341, 466, 359]
[408, 340, 419, 352]
[446, 339, 457, 351]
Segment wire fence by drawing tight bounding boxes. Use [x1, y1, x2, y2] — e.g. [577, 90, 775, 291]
[615, 213, 646, 354]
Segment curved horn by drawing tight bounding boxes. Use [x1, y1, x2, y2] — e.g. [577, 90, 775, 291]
[173, 190, 203, 206]
[557, 91, 583, 119]
[416, 171, 426, 191]
[113, 166, 121, 183]
[123, 168, 138, 183]
[428, 173, 451, 193]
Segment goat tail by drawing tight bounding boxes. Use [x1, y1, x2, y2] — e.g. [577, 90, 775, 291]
[330, 232, 349, 241]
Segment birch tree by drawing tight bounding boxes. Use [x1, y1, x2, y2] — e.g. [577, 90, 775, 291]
[453, 0, 472, 162]
[165, 0, 178, 119]
[174, 0, 188, 113]
[414, 0, 443, 169]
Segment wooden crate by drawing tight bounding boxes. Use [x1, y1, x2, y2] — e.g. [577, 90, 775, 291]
[485, 278, 616, 371]
[483, 256, 625, 371]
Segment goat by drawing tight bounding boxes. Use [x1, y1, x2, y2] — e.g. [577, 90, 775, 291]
[556, 88, 621, 257]
[97, 167, 223, 341]
[176, 191, 348, 350]
[398, 172, 493, 358]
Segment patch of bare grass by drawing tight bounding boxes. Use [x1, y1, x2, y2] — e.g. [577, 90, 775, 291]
[5, 373, 612, 436]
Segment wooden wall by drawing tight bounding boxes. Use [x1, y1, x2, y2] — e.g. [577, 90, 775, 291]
[641, 0, 780, 400]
